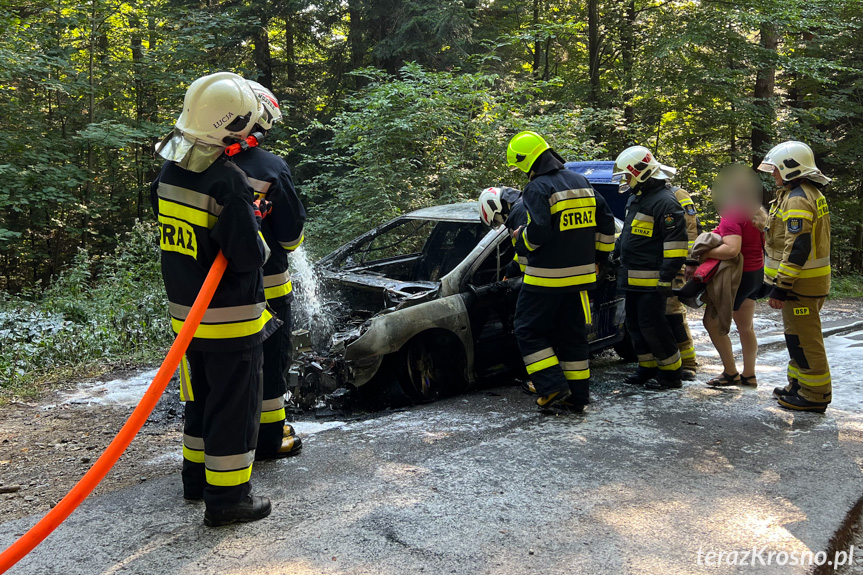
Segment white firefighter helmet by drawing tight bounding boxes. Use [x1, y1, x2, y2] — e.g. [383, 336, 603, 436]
[248, 80, 282, 131]
[613, 145, 677, 185]
[156, 72, 261, 171]
[478, 187, 505, 228]
[175, 72, 261, 145]
[757, 141, 831, 185]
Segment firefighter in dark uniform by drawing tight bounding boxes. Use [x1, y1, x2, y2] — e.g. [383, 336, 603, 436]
[666, 185, 701, 379]
[477, 186, 527, 278]
[506, 131, 616, 412]
[613, 145, 689, 390]
[152, 72, 277, 526]
[759, 141, 833, 413]
[231, 81, 306, 458]
[478, 186, 542, 396]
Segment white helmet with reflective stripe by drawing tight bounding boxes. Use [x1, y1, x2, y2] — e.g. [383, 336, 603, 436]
[613, 145, 677, 184]
[478, 187, 522, 228]
[479, 187, 505, 228]
[757, 141, 831, 185]
[248, 80, 282, 131]
[156, 72, 262, 172]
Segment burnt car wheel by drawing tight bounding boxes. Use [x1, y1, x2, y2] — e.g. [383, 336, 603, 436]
[399, 331, 468, 403]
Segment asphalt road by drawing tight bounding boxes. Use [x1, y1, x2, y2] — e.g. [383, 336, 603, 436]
[3, 319, 863, 574]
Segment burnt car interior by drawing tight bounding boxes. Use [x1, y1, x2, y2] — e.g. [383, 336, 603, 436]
[336, 218, 488, 283]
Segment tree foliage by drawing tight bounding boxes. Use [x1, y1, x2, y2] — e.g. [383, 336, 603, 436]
[0, 0, 862, 286]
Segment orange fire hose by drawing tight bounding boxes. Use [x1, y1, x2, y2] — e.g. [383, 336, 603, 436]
[0, 252, 229, 574]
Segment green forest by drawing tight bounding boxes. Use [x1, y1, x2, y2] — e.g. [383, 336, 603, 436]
[1, 0, 863, 392]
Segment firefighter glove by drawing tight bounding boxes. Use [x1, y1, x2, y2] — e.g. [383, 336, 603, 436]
[254, 198, 273, 220]
[657, 280, 673, 299]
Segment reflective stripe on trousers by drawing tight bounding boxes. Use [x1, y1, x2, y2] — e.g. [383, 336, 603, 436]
[561, 359, 589, 381]
[261, 396, 286, 424]
[205, 450, 256, 487]
[183, 434, 206, 464]
[637, 353, 658, 369]
[523, 347, 559, 374]
[656, 350, 682, 371]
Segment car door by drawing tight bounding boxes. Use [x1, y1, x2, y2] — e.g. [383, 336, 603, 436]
[459, 232, 526, 380]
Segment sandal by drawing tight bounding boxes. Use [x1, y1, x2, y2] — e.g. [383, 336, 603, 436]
[739, 374, 758, 387]
[706, 372, 741, 387]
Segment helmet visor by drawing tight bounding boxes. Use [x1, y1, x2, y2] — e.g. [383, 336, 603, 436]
[757, 161, 776, 174]
[653, 164, 677, 180]
[612, 172, 631, 194]
[156, 130, 195, 163]
[156, 129, 224, 173]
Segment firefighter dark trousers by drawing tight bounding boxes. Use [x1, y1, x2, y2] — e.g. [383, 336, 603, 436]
[514, 289, 592, 403]
[182, 344, 263, 510]
[782, 295, 831, 404]
[257, 303, 292, 459]
[626, 290, 682, 379]
[666, 296, 696, 371]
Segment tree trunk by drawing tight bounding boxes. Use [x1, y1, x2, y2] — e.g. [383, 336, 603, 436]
[853, 182, 863, 273]
[130, 14, 145, 220]
[285, 12, 297, 85]
[532, 0, 541, 78]
[621, 0, 635, 123]
[84, 0, 97, 248]
[348, 0, 366, 88]
[751, 22, 778, 169]
[253, 16, 273, 89]
[588, 0, 600, 104]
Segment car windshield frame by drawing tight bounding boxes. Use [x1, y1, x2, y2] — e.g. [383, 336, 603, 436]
[323, 215, 489, 283]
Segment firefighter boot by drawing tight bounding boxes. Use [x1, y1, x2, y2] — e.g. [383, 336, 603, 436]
[274, 435, 303, 458]
[645, 369, 683, 390]
[536, 389, 573, 414]
[560, 380, 589, 413]
[777, 394, 829, 414]
[773, 379, 800, 399]
[204, 495, 272, 527]
[521, 380, 538, 395]
[624, 367, 656, 386]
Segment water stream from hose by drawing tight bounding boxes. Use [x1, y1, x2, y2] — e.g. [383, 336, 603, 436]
[290, 246, 338, 350]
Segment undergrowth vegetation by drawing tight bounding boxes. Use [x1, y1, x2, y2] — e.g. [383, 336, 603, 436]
[0, 221, 170, 399]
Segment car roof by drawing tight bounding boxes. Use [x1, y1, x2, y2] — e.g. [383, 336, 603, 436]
[404, 202, 480, 223]
[565, 160, 617, 184]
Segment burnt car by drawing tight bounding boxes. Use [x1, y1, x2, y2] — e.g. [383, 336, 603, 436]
[292, 163, 630, 407]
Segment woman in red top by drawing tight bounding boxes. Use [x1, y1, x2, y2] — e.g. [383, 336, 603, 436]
[703, 205, 767, 387]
